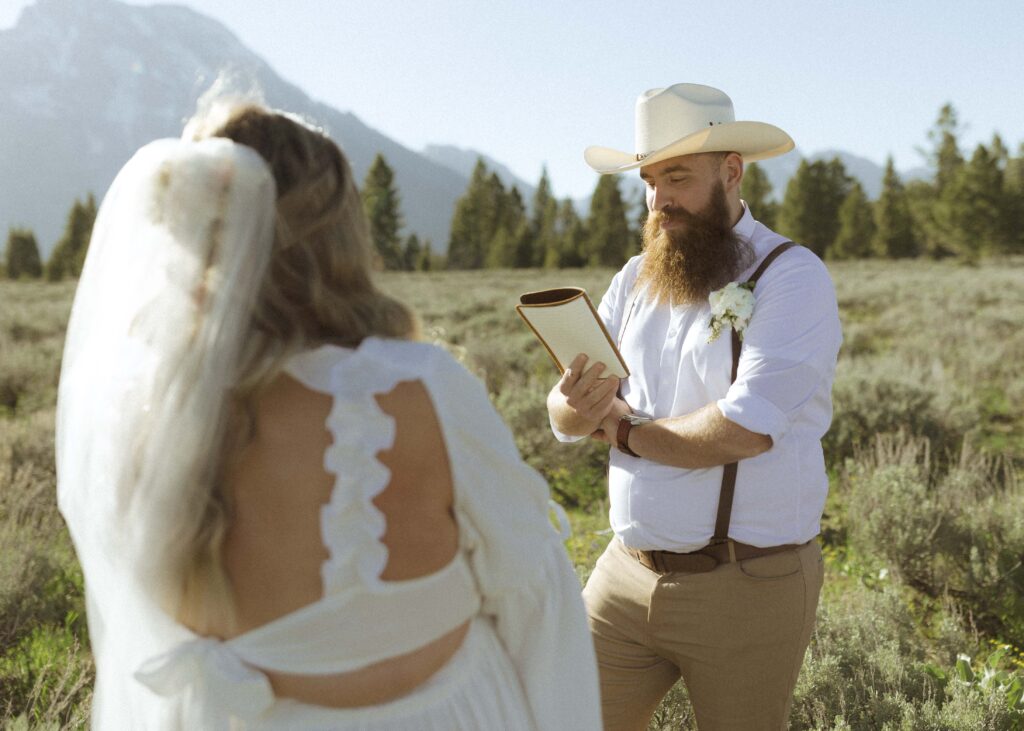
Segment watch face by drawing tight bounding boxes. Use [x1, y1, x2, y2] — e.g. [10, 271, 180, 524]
[623, 414, 652, 425]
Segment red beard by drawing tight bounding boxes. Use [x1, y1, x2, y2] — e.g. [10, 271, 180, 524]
[637, 181, 753, 306]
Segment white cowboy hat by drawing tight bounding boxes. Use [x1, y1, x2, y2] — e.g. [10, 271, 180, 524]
[584, 83, 794, 174]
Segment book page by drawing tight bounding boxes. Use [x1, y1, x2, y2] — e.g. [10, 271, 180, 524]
[519, 296, 628, 378]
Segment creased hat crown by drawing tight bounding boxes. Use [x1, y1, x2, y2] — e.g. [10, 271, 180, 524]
[584, 82, 794, 174]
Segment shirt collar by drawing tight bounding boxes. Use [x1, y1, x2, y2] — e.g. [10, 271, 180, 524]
[733, 201, 757, 245]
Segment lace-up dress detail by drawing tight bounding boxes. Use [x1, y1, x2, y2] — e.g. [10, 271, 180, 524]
[101, 338, 600, 730]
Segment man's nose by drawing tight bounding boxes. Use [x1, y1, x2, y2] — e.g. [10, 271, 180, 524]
[651, 186, 674, 212]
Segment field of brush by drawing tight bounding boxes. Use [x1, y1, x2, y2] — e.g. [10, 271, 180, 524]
[2, 258, 1024, 729]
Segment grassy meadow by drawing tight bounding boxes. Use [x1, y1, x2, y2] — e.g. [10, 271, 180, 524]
[2, 259, 1024, 729]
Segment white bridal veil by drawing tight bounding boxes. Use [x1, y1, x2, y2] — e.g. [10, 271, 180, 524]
[55, 135, 276, 724]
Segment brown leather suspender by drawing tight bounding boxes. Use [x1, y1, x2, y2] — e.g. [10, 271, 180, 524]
[711, 241, 797, 543]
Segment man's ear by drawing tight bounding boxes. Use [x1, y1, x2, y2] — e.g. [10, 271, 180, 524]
[722, 152, 744, 193]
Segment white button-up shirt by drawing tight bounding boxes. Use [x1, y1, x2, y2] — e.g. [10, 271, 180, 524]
[554, 205, 842, 551]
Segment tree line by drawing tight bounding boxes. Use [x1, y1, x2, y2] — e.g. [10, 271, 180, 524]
[6, 102, 1023, 279]
[746, 104, 1024, 261]
[368, 101, 1024, 269]
[361, 153, 635, 272]
[3, 195, 96, 280]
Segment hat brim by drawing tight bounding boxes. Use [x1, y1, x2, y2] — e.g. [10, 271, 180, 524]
[584, 121, 794, 174]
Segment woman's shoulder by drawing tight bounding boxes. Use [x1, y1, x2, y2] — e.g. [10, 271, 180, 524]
[285, 337, 468, 393]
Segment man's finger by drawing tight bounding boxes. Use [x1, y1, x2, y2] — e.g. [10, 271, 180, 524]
[588, 378, 620, 413]
[559, 353, 589, 392]
[577, 361, 607, 389]
[583, 375, 619, 410]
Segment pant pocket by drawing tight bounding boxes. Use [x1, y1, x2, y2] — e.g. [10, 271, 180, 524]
[738, 549, 802, 580]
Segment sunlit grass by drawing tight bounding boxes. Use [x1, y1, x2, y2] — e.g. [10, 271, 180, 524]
[3, 259, 1024, 728]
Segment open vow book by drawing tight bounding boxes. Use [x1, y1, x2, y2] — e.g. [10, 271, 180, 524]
[516, 288, 629, 379]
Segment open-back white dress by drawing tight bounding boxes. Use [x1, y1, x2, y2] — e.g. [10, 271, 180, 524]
[67, 337, 601, 729]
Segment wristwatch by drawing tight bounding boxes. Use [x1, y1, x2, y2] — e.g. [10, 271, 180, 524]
[616, 414, 647, 458]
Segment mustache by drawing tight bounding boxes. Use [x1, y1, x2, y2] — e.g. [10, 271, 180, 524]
[653, 205, 707, 229]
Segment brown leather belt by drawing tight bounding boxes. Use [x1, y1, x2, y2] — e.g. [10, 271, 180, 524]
[629, 540, 802, 575]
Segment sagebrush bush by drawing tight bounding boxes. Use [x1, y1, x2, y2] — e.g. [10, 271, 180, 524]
[825, 358, 978, 464]
[846, 433, 1024, 647]
[787, 581, 1024, 730]
[491, 377, 610, 508]
[0, 418, 91, 723]
[2, 259, 1024, 726]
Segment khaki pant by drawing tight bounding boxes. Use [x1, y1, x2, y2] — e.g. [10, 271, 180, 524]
[582, 537, 823, 731]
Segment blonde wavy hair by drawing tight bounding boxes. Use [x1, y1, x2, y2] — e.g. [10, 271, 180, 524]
[176, 103, 417, 631]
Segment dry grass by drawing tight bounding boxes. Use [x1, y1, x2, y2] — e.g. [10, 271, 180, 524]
[2, 259, 1024, 728]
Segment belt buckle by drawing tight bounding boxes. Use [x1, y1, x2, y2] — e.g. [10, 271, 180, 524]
[639, 549, 718, 575]
[634, 549, 659, 573]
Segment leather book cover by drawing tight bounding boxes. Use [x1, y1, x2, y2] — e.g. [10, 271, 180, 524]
[516, 287, 629, 378]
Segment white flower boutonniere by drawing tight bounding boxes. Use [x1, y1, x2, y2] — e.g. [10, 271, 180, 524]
[707, 281, 756, 343]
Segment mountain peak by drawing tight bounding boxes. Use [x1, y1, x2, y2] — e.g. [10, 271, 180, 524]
[16, 0, 122, 30]
[0, 0, 469, 255]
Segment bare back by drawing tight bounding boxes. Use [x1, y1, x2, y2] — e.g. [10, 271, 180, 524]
[214, 372, 467, 708]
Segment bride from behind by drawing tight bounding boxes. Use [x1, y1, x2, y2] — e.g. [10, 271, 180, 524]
[55, 95, 600, 729]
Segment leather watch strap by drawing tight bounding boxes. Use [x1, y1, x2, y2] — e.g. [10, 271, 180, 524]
[616, 417, 640, 457]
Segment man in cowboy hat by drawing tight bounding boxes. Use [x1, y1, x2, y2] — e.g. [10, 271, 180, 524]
[547, 83, 842, 730]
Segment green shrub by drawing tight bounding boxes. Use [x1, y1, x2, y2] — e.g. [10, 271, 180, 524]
[825, 359, 977, 466]
[1, 260, 1024, 726]
[491, 378, 609, 509]
[0, 616, 92, 727]
[846, 435, 1024, 646]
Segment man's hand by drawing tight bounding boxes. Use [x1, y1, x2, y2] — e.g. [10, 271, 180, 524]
[591, 397, 632, 446]
[547, 354, 620, 437]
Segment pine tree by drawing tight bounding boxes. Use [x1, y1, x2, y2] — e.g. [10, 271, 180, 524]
[401, 233, 421, 271]
[990, 133, 1009, 169]
[361, 154, 405, 270]
[530, 168, 560, 268]
[501, 185, 529, 268]
[447, 159, 490, 269]
[479, 172, 507, 253]
[925, 104, 973, 257]
[830, 183, 876, 260]
[904, 179, 946, 258]
[583, 175, 632, 267]
[776, 158, 852, 257]
[942, 143, 1007, 259]
[626, 184, 648, 244]
[990, 134, 1020, 253]
[4, 228, 43, 279]
[928, 103, 965, 197]
[47, 194, 97, 280]
[634, 189, 649, 238]
[447, 161, 530, 269]
[1003, 142, 1024, 253]
[544, 199, 585, 268]
[910, 103, 966, 258]
[485, 226, 517, 268]
[564, 200, 588, 268]
[872, 157, 918, 258]
[741, 162, 778, 229]
[417, 241, 434, 271]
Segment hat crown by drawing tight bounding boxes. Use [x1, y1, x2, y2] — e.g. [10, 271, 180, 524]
[635, 83, 736, 156]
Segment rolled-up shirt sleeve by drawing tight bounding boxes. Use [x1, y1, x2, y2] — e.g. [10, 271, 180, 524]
[716, 250, 842, 443]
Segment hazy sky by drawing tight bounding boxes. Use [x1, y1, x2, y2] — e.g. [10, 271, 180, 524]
[3, 0, 1023, 198]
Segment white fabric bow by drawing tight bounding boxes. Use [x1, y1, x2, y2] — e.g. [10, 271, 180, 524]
[135, 637, 275, 728]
